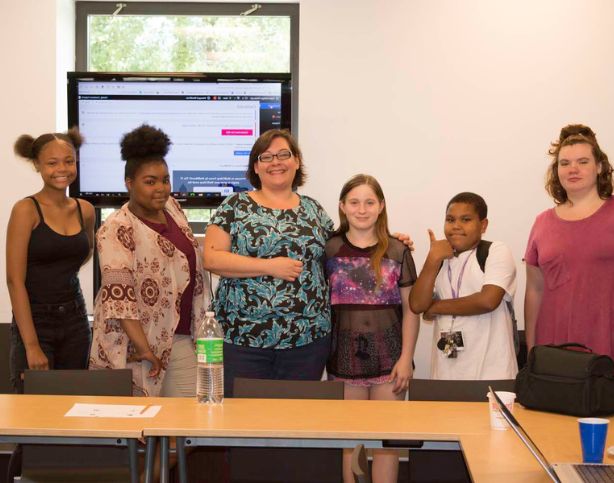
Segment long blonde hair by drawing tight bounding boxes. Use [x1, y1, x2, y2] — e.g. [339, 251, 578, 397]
[335, 174, 390, 285]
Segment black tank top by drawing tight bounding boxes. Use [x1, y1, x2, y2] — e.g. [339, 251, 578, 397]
[25, 197, 90, 304]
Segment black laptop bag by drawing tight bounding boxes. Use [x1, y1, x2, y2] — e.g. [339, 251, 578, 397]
[515, 343, 614, 417]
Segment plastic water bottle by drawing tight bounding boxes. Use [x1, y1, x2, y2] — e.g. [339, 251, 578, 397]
[196, 311, 224, 404]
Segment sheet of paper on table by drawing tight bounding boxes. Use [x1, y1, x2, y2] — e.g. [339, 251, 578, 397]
[65, 403, 161, 418]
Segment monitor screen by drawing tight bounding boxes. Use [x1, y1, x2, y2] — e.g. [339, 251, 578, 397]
[67, 72, 292, 206]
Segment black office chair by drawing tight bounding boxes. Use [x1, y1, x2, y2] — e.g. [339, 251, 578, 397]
[0, 323, 11, 395]
[406, 379, 515, 483]
[16, 369, 133, 483]
[408, 379, 515, 402]
[229, 377, 344, 483]
[0, 324, 15, 483]
[351, 444, 371, 483]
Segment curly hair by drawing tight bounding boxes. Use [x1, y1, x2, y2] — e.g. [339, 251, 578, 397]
[120, 124, 171, 179]
[546, 124, 613, 204]
[14, 127, 83, 164]
[245, 129, 306, 189]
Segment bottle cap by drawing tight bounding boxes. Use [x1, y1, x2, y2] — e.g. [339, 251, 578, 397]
[205, 311, 215, 317]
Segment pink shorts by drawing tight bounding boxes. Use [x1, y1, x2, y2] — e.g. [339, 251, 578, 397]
[329, 374, 391, 387]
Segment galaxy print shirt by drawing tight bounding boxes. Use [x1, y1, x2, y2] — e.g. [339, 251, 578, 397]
[210, 192, 334, 349]
[325, 235, 417, 379]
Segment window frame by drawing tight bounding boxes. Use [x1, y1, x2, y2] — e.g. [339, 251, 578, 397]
[75, 1, 300, 133]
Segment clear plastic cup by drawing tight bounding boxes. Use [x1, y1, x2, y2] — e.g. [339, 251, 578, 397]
[486, 391, 516, 430]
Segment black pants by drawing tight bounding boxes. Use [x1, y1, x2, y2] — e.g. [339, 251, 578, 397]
[9, 295, 91, 393]
[7, 296, 91, 481]
[223, 334, 332, 397]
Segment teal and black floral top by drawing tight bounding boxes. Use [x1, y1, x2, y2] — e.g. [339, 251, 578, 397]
[210, 192, 334, 349]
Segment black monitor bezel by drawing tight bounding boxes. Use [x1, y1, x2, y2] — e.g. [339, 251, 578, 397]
[67, 71, 292, 208]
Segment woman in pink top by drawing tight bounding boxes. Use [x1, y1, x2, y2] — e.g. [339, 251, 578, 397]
[524, 124, 614, 357]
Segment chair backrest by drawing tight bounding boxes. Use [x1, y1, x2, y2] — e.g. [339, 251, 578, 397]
[21, 369, 133, 481]
[0, 323, 11, 394]
[408, 379, 516, 402]
[230, 378, 344, 483]
[24, 369, 133, 396]
[233, 377, 344, 399]
[351, 444, 371, 483]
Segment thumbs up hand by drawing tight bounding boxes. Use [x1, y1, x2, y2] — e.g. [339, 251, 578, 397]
[427, 229, 454, 264]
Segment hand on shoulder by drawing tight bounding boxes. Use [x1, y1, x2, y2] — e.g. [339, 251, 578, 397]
[391, 231, 415, 250]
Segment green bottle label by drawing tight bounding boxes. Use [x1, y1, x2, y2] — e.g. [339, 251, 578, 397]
[196, 338, 223, 364]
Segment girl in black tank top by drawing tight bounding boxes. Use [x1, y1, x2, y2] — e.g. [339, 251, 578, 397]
[26, 196, 90, 303]
[6, 129, 94, 395]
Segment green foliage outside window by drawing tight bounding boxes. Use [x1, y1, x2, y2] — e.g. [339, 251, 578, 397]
[88, 15, 291, 73]
[89, 12, 291, 221]
[101, 207, 213, 224]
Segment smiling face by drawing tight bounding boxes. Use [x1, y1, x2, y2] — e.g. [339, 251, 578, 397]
[125, 160, 171, 215]
[253, 137, 300, 191]
[444, 202, 488, 253]
[557, 143, 601, 197]
[340, 183, 385, 234]
[34, 140, 77, 191]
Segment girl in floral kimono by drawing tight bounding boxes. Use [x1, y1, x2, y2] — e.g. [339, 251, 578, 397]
[89, 124, 209, 396]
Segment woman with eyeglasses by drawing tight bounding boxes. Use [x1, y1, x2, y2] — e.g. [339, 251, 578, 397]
[204, 129, 334, 396]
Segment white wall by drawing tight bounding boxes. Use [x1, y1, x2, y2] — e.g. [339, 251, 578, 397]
[3, 0, 614, 376]
[298, 0, 614, 376]
[0, 0, 80, 324]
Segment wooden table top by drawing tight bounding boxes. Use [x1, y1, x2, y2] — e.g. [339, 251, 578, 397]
[0, 394, 144, 438]
[141, 398, 614, 482]
[0, 394, 612, 482]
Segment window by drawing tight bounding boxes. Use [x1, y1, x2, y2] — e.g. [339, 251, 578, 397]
[76, 2, 298, 224]
[101, 207, 211, 233]
[87, 14, 291, 73]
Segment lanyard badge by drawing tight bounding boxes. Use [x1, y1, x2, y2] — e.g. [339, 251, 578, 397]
[437, 248, 475, 359]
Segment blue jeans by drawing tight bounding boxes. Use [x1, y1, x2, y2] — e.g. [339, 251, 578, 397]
[9, 295, 91, 394]
[223, 334, 332, 397]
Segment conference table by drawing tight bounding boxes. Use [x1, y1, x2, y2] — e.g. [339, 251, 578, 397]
[0, 394, 612, 483]
[143, 398, 614, 483]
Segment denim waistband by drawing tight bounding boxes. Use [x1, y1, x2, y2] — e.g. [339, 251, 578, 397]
[29, 297, 85, 314]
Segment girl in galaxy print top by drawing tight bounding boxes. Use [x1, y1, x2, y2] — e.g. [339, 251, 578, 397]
[325, 174, 420, 483]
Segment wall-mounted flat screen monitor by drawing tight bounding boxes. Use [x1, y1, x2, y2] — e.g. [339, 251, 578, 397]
[67, 72, 292, 207]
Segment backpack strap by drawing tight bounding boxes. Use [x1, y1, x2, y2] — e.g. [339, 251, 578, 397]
[476, 239, 520, 355]
[476, 239, 492, 272]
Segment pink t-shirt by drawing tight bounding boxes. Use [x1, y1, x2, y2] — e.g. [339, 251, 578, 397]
[524, 197, 614, 357]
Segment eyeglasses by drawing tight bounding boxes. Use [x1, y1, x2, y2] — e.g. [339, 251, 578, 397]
[257, 149, 293, 163]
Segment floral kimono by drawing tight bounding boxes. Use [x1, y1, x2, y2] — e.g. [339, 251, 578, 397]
[89, 198, 209, 396]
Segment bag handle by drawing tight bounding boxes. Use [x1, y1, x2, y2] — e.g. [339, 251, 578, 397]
[548, 343, 593, 353]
